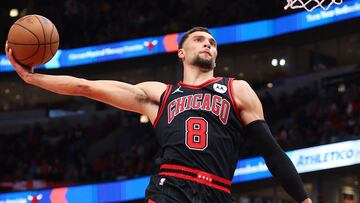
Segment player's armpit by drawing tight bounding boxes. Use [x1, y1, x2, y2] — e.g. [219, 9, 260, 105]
[231, 80, 264, 125]
[135, 82, 168, 122]
[135, 82, 167, 107]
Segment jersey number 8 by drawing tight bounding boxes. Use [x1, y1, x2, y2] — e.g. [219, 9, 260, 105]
[185, 117, 208, 151]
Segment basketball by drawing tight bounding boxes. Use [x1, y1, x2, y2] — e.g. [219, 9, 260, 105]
[7, 15, 59, 67]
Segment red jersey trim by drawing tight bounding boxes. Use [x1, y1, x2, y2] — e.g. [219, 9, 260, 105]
[228, 78, 241, 120]
[178, 77, 222, 90]
[153, 84, 172, 128]
[158, 172, 231, 194]
[160, 164, 231, 185]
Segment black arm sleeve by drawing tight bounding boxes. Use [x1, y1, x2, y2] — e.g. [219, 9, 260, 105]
[245, 120, 308, 202]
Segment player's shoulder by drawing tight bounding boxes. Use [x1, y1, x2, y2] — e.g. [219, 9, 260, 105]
[231, 79, 260, 107]
[231, 79, 253, 92]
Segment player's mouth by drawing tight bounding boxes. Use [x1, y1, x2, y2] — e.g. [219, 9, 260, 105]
[200, 50, 212, 57]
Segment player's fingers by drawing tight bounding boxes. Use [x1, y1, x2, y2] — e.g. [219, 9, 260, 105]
[6, 46, 15, 64]
[5, 45, 19, 68]
[4, 41, 7, 53]
[5, 46, 22, 72]
[4, 42, 14, 63]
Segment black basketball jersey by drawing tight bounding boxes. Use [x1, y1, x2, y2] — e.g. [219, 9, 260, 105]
[153, 77, 244, 180]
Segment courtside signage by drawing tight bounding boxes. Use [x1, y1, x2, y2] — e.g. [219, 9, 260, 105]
[0, 0, 359, 72]
[232, 139, 360, 183]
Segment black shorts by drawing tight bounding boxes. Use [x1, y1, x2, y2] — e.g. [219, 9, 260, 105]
[145, 175, 234, 203]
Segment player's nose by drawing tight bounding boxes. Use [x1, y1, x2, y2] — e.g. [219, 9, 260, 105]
[203, 41, 211, 49]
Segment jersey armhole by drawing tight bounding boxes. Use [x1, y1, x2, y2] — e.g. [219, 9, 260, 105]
[153, 84, 173, 128]
[228, 78, 241, 120]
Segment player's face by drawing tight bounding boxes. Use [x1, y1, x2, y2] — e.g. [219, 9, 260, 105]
[179, 31, 218, 70]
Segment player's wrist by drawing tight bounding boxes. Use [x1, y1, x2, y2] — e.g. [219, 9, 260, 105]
[22, 70, 35, 84]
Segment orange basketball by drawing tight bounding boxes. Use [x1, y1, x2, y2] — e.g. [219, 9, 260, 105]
[7, 15, 59, 67]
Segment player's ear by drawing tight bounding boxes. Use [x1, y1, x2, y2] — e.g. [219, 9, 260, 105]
[178, 48, 185, 60]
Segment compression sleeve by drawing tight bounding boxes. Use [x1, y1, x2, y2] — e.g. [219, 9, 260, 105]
[245, 120, 308, 202]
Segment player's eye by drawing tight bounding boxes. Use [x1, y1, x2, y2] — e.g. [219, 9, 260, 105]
[210, 40, 217, 47]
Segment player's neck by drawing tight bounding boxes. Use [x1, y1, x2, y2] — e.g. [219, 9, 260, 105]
[182, 65, 215, 86]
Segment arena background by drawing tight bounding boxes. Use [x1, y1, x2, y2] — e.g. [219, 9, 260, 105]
[0, 0, 359, 202]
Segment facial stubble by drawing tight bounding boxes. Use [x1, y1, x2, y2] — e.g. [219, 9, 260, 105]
[191, 55, 215, 70]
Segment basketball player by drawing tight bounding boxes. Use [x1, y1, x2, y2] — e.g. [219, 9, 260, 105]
[6, 27, 312, 203]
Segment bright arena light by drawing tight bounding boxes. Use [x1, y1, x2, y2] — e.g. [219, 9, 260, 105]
[338, 84, 346, 93]
[140, 115, 149, 123]
[9, 9, 19, 17]
[271, 59, 278, 67]
[280, 59, 286, 66]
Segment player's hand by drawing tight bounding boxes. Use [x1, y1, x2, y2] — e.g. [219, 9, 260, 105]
[5, 41, 34, 81]
[302, 198, 312, 203]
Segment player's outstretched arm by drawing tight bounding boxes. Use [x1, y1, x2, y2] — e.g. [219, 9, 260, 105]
[5, 42, 166, 121]
[232, 80, 312, 203]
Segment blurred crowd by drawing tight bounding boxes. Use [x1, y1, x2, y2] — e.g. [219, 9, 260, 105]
[0, 82, 359, 191]
[1, 0, 286, 49]
[263, 84, 360, 151]
[0, 110, 159, 190]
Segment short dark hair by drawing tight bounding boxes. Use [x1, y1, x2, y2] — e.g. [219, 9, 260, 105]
[178, 27, 212, 49]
